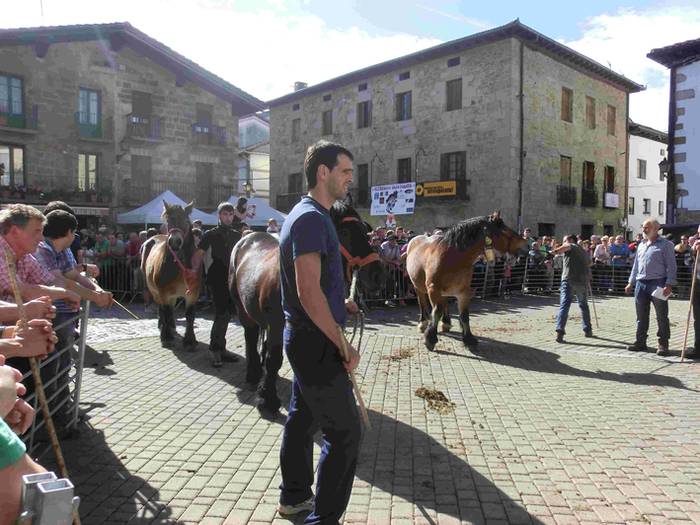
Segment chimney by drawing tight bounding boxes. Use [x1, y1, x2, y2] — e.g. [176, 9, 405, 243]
[294, 81, 308, 92]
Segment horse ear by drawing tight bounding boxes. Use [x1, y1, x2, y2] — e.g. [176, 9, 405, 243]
[163, 200, 170, 213]
[185, 201, 194, 215]
[491, 210, 501, 221]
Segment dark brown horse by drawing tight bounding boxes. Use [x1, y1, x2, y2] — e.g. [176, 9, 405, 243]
[229, 201, 385, 412]
[142, 202, 200, 349]
[406, 211, 525, 351]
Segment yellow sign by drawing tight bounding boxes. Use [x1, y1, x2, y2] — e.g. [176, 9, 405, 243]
[415, 180, 456, 197]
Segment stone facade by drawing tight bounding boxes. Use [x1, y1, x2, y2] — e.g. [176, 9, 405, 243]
[269, 24, 640, 238]
[0, 26, 261, 225]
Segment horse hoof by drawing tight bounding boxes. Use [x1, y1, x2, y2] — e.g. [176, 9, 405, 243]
[257, 398, 281, 414]
[440, 321, 452, 333]
[161, 338, 175, 348]
[245, 381, 259, 391]
[463, 336, 479, 348]
[209, 351, 223, 368]
[417, 321, 428, 333]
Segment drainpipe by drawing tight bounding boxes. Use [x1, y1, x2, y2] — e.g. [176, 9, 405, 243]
[517, 39, 525, 232]
[667, 67, 677, 224]
[624, 92, 630, 236]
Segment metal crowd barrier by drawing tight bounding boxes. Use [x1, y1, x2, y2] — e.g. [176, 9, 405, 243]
[96, 261, 144, 304]
[20, 303, 90, 458]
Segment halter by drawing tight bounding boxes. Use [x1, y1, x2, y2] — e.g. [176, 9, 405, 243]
[338, 216, 380, 283]
[166, 224, 195, 295]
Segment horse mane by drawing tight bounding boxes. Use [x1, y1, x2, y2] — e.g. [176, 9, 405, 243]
[442, 215, 503, 250]
[330, 200, 362, 223]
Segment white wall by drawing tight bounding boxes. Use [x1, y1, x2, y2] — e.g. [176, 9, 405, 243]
[676, 60, 700, 211]
[628, 134, 667, 234]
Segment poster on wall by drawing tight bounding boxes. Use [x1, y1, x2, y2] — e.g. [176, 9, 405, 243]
[370, 182, 416, 216]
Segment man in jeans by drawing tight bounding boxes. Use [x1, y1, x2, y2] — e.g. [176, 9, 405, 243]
[277, 140, 361, 524]
[553, 234, 592, 343]
[625, 219, 676, 356]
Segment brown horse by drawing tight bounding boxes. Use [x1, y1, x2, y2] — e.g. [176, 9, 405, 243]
[141, 201, 200, 349]
[229, 200, 385, 413]
[406, 211, 525, 351]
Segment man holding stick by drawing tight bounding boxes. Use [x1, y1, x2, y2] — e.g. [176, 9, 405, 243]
[552, 234, 593, 343]
[682, 224, 700, 360]
[277, 140, 361, 524]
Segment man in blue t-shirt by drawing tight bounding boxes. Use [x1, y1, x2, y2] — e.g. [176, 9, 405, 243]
[277, 140, 361, 524]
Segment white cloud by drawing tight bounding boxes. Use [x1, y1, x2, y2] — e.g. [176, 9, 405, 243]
[3, 0, 440, 103]
[561, 5, 700, 132]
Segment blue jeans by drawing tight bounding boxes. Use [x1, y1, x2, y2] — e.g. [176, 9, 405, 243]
[634, 278, 670, 345]
[555, 280, 592, 334]
[279, 324, 361, 525]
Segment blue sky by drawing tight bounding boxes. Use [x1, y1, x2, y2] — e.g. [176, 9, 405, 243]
[6, 0, 700, 130]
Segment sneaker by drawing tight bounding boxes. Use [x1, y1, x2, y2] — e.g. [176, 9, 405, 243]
[627, 342, 648, 352]
[656, 344, 670, 357]
[555, 331, 565, 343]
[221, 350, 240, 363]
[584, 330, 593, 338]
[277, 497, 313, 517]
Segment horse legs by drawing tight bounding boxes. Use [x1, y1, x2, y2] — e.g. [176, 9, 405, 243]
[244, 323, 262, 387]
[183, 302, 197, 351]
[441, 303, 452, 333]
[425, 286, 445, 351]
[417, 291, 430, 333]
[159, 305, 176, 346]
[457, 294, 478, 348]
[258, 324, 282, 413]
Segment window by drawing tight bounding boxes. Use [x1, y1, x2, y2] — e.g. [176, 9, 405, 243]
[323, 94, 331, 102]
[447, 57, 460, 67]
[398, 71, 410, 81]
[561, 87, 573, 122]
[357, 163, 369, 205]
[0, 145, 24, 186]
[395, 91, 412, 121]
[358, 83, 367, 92]
[397, 158, 411, 183]
[603, 225, 614, 236]
[629, 197, 635, 215]
[446, 78, 462, 111]
[78, 88, 101, 137]
[196, 103, 213, 124]
[538, 223, 555, 237]
[78, 153, 98, 191]
[288, 172, 303, 194]
[560, 156, 572, 186]
[131, 91, 152, 116]
[585, 96, 596, 129]
[322, 110, 332, 135]
[441, 151, 467, 198]
[660, 148, 665, 156]
[582, 161, 595, 190]
[130, 155, 152, 198]
[643, 198, 651, 215]
[581, 224, 594, 240]
[637, 158, 646, 179]
[604, 166, 615, 193]
[196, 162, 213, 205]
[607, 105, 616, 136]
[0, 75, 24, 125]
[357, 101, 372, 129]
[659, 201, 664, 216]
[291, 118, 301, 142]
[292, 103, 300, 111]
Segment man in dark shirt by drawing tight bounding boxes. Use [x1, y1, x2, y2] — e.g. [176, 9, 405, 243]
[277, 140, 360, 524]
[192, 202, 241, 367]
[552, 234, 593, 343]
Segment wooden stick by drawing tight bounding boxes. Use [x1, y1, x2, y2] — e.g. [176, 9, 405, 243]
[681, 252, 700, 363]
[336, 326, 370, 429]
[113, 298, 141, 320]
[588, 281, 599, 329]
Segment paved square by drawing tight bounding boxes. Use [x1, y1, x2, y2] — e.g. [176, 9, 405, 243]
[50, 295, 700, 524]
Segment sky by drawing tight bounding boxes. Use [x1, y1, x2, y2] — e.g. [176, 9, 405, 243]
[5, 0, 700, 131]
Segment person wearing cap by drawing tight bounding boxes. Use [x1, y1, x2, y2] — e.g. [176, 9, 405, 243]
[191, 202, 242, 367]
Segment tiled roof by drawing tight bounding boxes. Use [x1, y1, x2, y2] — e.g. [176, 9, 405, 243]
[629, 120, 668, 144]
[648, 37, 700, 68]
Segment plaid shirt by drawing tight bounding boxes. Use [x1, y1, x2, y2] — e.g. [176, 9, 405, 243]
[35, 239, 78, 313]
[0, 235, 56, 302]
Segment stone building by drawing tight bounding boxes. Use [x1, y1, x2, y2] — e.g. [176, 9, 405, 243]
[268, 20, 643, 238]
[648, 38, 700, 224]
[0, 23, 263, 226]
[627, 122, 668, 235]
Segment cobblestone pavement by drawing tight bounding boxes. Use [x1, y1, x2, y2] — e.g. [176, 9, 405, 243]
[48, 295, 700, 524]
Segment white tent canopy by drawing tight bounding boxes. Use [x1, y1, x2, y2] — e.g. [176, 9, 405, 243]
[219, 196, 287, 228]
[116, 190, 218, 226]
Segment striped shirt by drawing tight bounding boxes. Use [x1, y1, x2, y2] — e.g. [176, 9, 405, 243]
[0, 235, 56, 302]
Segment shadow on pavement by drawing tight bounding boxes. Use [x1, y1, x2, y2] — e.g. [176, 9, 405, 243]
[172, 341, 544, 524]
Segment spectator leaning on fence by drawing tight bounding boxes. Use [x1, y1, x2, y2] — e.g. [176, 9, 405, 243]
[625, 219, 677, 356]
[553, 234, 593, 343]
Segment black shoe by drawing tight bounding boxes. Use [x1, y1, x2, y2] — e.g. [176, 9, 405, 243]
[627, 343, 648, 352]
[656, 344, 670, 357]
[684, 347, 699, 359]
[584, 330, 593, 338]
[209, 350, 223, 367]
[556, 331, 565, 343]
[221, 350, 240, 363]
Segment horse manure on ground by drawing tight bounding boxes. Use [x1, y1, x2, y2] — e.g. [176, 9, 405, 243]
[385, 347, 414, 361]
[415, 387, 456, 414]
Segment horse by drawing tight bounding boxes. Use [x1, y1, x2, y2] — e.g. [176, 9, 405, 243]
[229, 200, 385, 413]
[406, 211, 526, 351]
[141, 201, 200, 349]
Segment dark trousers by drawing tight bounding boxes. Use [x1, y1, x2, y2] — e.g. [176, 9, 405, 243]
[634, 278, 670, 345]
[693, 279, 700, 348]
[208, 274, 235, 353]
[279, 324, 361, 525]
[50, 312, 76, 420]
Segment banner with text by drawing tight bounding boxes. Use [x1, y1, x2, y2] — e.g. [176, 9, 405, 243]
[370, 182, 416, 216]
[416, 180, 456, 197]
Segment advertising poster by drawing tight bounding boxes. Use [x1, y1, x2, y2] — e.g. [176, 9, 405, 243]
[370, 182, 416, 216]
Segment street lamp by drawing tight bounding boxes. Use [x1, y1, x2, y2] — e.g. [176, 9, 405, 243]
[658, 157, 670, 179]
[243, 179, 253, 198]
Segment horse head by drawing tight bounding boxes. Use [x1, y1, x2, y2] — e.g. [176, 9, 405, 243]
[162, 200, 193, 253]
[330, 201, 386, 295]
[486, 210, 526, 255]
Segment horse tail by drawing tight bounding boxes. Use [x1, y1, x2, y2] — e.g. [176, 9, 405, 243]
[229, 237, 245, 302]
[141, 237, 157, 274]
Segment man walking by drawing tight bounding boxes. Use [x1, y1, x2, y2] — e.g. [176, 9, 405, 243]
[277, 140, 361, 524]
[681, 224, 700, 359]
[192, 202, 241, 367]
[625, 219, 676, 356]
[553, 234, 593, 342]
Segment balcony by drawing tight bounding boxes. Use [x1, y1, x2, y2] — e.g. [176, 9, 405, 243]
[581, 188, 598, 208]
[74, 113, 113, 141]
[122, 180, 232, 209]
[276, 192, 304, 213]
[0, 105, 39, 134]
[126, 114, 163, 141]
[191, 122, 227, 146]
[556, 185, 577, 206]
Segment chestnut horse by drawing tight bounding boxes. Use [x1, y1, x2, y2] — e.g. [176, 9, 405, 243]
[229, 201, 385, 413]
[406, 211, 525, 351]
[142, 202, 200, 349]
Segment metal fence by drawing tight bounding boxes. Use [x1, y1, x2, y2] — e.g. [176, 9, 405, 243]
[20, 303, 90, 458]
[94, 261, 145, 304]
